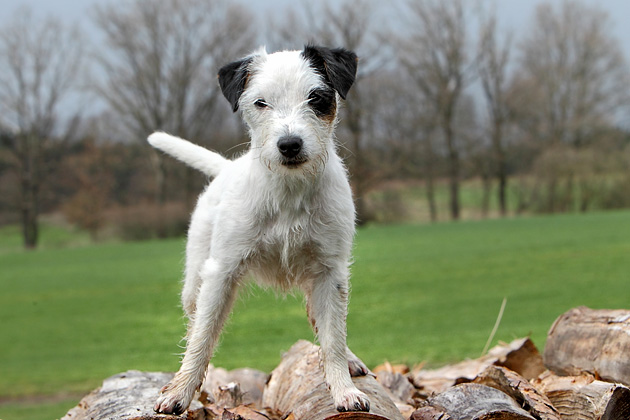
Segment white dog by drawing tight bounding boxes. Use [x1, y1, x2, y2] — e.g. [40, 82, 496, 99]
[148, 45, 370, 415]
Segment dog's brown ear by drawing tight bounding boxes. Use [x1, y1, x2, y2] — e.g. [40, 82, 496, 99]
[302, 45, 358, 99]
[218, 57, 253, 112]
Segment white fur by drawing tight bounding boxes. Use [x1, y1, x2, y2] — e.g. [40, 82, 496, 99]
[151, 48, 370, 415]
[148, 132, 227, 177]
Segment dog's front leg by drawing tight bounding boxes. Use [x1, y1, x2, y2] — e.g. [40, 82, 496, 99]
[155, 258, 240, 415]
[308, 269, 371, 412]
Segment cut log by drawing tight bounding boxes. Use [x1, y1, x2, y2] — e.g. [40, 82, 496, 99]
[215, 382, 244, 409]
[474, 365, 561, 420]
[373, 362, 410, 376]
[409, 405, 452, 420]
[375, 370, 417, 404]
[205, 403, 272, 420]
[203, 365, 269, 407]
[533, 370, 630, 420]
[262, 340, 405, 420]
[427, 383, 535, 419]
[543, 306, 630, 385]
[374, 370, 417, 418]
[61, 370, 206, 420]
[409, 337, 545, 395]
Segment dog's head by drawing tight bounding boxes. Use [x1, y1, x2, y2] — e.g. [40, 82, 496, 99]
[218, 45, 358, 177]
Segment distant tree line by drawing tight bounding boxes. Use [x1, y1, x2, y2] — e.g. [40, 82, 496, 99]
[0, 0, 629, 249]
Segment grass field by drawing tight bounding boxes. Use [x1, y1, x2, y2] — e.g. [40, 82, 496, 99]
[1, 210, 630, 419]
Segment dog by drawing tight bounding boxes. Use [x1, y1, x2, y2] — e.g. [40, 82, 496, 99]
[148, 45, 370, 415]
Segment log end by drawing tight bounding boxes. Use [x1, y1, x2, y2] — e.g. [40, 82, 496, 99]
[603, 386, 630, 420]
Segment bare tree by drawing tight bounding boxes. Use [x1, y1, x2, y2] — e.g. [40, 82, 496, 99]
[400, 0, 476, 220]
[269, 0, 381, 224]
[93, 0, 255, 209]
[478, 11, 513, 216]
[508, 0, 630, 213]
[516, 0, 630, 147]
[0, 8, 84, 249]
[374, 66, 441, 222]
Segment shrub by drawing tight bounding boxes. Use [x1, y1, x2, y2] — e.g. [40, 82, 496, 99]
[105, 202, 190, 241]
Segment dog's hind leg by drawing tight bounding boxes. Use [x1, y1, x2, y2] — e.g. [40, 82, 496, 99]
[180, 202, 216, 319]
[346, 347, 370, 377]
[155, 258, 240, 415]
[306, 267, 371, 412]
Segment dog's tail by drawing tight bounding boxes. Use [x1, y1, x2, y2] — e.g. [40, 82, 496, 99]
[148, 132, 228, 177]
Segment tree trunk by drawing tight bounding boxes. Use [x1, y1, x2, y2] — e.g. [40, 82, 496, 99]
[20, 149, 40, 250]
[481, 173, 491, 218]
[493, 124, 508, 217]
[426, 177, 437, 223]
[344, 94, 369, 226]
[444, 123, 460, 220]
[543, 306, 630, 386]
[21, 195, 39, 250]
[262, 340, 404, 420]
[498, 170, 507, 216]
[149, 149, 169, 238]
[149, 148, 167, 206]
[424, 133, 437, 223]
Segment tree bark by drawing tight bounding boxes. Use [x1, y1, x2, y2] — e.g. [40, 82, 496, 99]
[262, 340, 404, 420]
[445, 123, 460, 221]
[474, 366, 562, 420]
[18, 134, 41, 249]
[533, 370, 630, 420]
[426, 383, 535, 419]
[494, 125, 508, 217]
[21, 177, 39, 250]
[543, 306, 630, 385]
[61, 370, 207, 420]
[345, 96, 369, 226]
[423, 131, 438, 223]
[409, 337, 545, 396]
[203, 365, 269, 408]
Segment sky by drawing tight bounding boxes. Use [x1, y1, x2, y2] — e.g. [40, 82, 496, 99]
[2, 0, 630, 59]
[1, 0, 629, 122]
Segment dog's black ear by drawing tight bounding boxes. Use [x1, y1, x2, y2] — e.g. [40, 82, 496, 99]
[218, 57, 253, 112]
[302, 45, 358, 99]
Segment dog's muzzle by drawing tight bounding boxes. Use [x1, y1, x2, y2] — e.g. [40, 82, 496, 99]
[278, 136, 307, 167]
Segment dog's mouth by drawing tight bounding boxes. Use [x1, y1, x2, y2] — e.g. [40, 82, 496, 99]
[281, 157, 308, 168]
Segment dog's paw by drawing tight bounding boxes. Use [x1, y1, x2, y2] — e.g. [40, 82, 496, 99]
[154, 381, 195, 415]
[335, 388, 371, 412]
[347, 355, 369, 377]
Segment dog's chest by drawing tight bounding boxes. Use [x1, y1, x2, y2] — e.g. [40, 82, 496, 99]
[248, 210, 322, 289]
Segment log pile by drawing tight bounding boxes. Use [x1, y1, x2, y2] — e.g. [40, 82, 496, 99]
[62, 307, 630, 420]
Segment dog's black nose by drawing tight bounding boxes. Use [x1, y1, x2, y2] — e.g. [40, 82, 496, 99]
[277, 136, 303, 158]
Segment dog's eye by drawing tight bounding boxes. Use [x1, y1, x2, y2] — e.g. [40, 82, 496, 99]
[308, 89, 335, 117]
[254, 99, 268, 109]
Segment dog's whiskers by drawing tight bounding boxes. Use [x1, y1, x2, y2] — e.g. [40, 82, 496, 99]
[224, 141, 252, 154]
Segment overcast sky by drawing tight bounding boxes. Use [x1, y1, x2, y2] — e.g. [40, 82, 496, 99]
[1, 0, 629, 123]
[2, 0, 629, 59]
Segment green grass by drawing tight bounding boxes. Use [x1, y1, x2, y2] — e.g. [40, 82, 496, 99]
[0, 223, 91, 254]
[2, 210, 630, 419]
